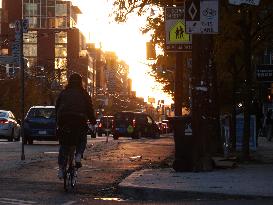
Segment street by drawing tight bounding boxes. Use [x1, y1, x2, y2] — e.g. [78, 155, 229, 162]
[0, 134, 175, 204]
[0, 135, 273, 205]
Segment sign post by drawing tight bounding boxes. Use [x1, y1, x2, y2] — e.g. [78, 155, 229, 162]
[16, 19, 28, 161]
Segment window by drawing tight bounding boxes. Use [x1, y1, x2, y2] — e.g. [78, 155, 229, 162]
[55, 17, 67, 28]
[24, 3, 39, 16]
[56, 3, 67, 16]
[55, 58, 67, 84]
[55, 45, 67, 57]
[23, 32, 37, 57]
[55, 32, 67, 43]
[24, 31, 37, 43]
[24, 45, 37, 57]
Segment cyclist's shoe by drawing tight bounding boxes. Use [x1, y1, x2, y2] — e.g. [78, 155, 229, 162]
[58, 168, 64, 180]
[75, 154, 82, 168]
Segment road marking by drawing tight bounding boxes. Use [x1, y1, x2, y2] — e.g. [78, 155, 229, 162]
[0, 198, 37, 205]
[61, 201, 77, 205]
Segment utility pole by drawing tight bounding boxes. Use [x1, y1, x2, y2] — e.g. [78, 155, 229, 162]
[19, 19, 28, 160]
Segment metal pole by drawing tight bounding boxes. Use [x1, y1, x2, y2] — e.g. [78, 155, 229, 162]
[20, 20, 25, 160]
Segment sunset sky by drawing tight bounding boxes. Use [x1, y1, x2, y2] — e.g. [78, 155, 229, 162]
[73, 0, 173, 105]
[0, 0, 173, 105]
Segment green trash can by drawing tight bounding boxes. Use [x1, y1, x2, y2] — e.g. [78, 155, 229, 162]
[169, 116, 194, 171]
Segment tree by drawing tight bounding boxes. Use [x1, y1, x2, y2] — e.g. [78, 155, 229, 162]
[214, 0, 273, 160]
[112, 0, 273, 161]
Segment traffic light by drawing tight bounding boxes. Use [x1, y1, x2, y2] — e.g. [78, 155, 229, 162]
[146, 42, 156, 60]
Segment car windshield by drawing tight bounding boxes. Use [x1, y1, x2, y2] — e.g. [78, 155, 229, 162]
[115, 113, 134, 121]
[27, 108, 55, 119]
[0, 112, 7, 118]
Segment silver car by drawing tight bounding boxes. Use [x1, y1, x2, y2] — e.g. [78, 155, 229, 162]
[0, 110, 21, 141]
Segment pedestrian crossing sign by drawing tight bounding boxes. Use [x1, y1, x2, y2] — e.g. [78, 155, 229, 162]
[169, 20, 190, 43]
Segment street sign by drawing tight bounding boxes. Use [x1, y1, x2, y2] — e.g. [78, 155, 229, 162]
[229, 0, 260, 6]
[0, 56, 17, 64]
[185, 0, 219, 34]
[165, 6, 192, 52]
[256, 65, 273, 82]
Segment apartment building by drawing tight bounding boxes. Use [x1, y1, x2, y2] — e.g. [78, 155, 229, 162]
[0, 0, 95, 94]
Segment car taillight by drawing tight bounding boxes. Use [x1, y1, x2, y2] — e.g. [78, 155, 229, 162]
[0, 119, 8, 124]
[98, 123, 102, 128]
[133, 119, 136, 128]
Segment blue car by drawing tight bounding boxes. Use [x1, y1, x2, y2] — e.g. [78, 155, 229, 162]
[24, 106, 57, 144]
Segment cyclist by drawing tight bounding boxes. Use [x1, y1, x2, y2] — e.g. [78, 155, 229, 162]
[56, 73, 96, 179]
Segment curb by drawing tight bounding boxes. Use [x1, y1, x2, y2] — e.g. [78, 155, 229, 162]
[118, 184, 273, 201]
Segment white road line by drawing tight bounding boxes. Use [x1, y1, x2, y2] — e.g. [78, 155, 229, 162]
[0, 198, 37, 205]
[61, 201, 77, 205]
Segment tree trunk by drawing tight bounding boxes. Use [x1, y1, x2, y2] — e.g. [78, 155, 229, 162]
[242, 8, 252, 161]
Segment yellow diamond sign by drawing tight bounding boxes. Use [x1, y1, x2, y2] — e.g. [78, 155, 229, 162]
[169, 20, 190, 43]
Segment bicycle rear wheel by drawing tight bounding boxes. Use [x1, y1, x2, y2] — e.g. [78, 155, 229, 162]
[70, 167, 77, 188]
[63, 146, 76, 191]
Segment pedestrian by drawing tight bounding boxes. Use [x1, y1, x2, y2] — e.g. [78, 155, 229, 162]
[55, 73, 96, 179]
[265, 109, 273, 142]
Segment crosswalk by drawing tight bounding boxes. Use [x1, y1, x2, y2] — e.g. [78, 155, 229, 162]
[0, 198, 77, 205]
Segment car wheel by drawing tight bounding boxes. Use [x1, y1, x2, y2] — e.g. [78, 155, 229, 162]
[98, 132, 102, 137]
[153, 131, 160, 139]
[8, 128, 14, 142]
[133, 131, 141, 139]
[28, 138, 33, 145]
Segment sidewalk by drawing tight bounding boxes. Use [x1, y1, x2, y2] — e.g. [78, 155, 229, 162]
[118, 137, 273, 199]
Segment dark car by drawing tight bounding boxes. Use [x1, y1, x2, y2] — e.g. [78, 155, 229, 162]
[97, 116, 114, 136]
[24, 106, 57, 144]
[113, 111, 160, 140]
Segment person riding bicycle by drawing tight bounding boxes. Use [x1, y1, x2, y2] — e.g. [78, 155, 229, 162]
[56, 73, 96, 179]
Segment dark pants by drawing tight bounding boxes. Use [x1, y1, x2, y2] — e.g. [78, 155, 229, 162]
[57, 114, 88, 167]
[58, 133, 87, 167]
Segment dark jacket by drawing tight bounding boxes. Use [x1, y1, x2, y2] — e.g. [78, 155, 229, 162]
[56, 87, 96, 126]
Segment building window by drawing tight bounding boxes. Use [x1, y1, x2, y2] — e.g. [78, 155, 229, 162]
[23, 0, 71, 29]
[24, 44, 38, 57]
[55, 17, 67, 28]
[55, 58, 67, 84]
[55, 44, 67, 57]
[55, 31, 67, 43]
[56, 3, 67, 16]
[23, 31, 37, 57]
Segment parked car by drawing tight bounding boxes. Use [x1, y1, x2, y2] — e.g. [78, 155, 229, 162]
[97, 116, 114, 136]
[113, 111, 160, 140]
[0, 110, 21, 142]
[24, 106, 57, 144]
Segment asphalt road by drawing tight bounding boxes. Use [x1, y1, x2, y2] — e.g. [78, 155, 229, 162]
[0, 135, 272, 205]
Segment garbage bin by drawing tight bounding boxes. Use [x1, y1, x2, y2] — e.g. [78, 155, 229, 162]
[169, 116, 194, 172]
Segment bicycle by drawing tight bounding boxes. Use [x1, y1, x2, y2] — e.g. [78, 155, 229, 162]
[63, 146, 78, 192]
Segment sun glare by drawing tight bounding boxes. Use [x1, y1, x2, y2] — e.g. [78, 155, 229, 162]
[73, 0, 173, 105]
